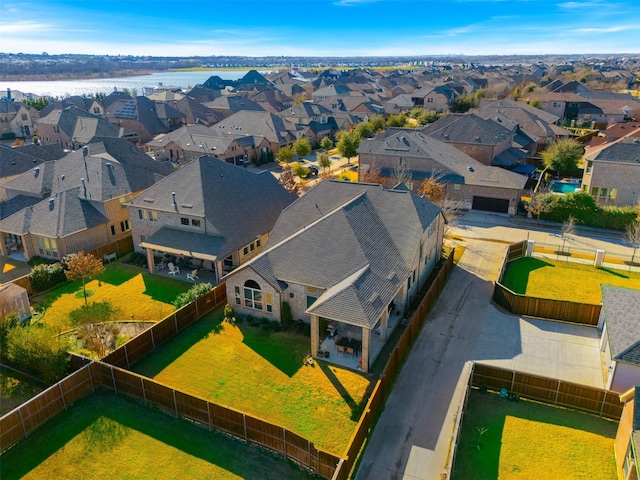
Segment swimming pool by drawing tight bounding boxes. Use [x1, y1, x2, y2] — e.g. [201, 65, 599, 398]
[550, 180, 581, 194]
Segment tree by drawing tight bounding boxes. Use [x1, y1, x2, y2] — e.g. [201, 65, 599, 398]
[541, 138, 583, 179]
[451, 94, 476, 113]
[69, 301, 122, 358]
[525, 190, 555, 219]
[420, 175, 445, 204]
[276, 145, 293, 163]
[279, 164, 297, 193]
[320, 136, 333, 151]
[336, 131, 360, 165]
[368, 115, 386, 133]
[23, 97, 49, 111]
[64, 252, 105, 305]
[355, 122, 372, 139]
[293, 137, 311, 158]
[317, 152, 331, 176]
[560, 215, 576, 254]
[360, 163, 387, 186]
[390, 164, 410, 187]
[293, 163, 309, 178]
[624, 220, 640, 265]
[7, 325, 69, 383]
[386, 113, 406, 127]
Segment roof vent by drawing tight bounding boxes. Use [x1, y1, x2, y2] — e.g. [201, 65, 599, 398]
[171, 191, 177, 207]
[106, 162, 112, 168]
[34, 167, 40, 173]
[49, 198, 54, 203]
[467, 166, 475, 172]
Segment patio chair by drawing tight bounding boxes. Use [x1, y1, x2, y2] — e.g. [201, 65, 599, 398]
[167, 262, 180, 275]
[346, 346, 355, 356]
[186, 269, 199, 281]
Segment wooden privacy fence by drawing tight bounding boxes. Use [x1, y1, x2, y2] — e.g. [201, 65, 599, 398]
[102, 283, 226, 368]
[332, 252, 456, 480]
[0, 364, 95, 452]
[471, 363, 623, 420]
[493, 240, 602, 326]
[90, 361, 341, 478]
[493, 283, 601, 326]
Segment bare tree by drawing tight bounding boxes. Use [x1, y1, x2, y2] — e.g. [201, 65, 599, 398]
[560, 215, 576, 255]
[390, 164, 411, 188]
[525, 188, 554, 219]
[279, 164, 297, 193]
[624, 220, 640, 265]
[360, 163, 388, 186]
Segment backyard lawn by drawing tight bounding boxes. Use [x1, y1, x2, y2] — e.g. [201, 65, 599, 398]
[452, 390, 617, 480]
[32, 262, 191, 332]
[0, 391, 318, 480]
[132, 311, 374, 455]
[501, 257, 640, 304]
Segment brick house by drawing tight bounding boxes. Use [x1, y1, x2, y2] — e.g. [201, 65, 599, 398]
[615, 387, 639, 480]
[223, 181, 445, 373]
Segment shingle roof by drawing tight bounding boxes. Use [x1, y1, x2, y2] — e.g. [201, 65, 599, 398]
[585, 142, 640, 164]
[421, 112, 514, 146]
[238, 181, 441, 328]
[128, 155, 297, 260]
[601, 285, 640, 366]
[0, 143, 65, 179]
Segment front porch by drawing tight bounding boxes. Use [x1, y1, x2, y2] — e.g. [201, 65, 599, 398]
[317, 312, 404, 371]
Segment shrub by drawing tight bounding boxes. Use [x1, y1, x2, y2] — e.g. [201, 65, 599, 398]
[281, 301, 292, 326]
[124, 251, 147, 266]
[30, 262, 67, 293]
[172, 282, 213, 309]
[6, 324, 69, 383]
[27, 255, 56, 267]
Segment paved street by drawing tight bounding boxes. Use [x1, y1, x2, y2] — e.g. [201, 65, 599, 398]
[354, 211, 628, 480]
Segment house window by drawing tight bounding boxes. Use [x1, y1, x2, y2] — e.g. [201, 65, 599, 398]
[454, 184, 461, 191]
[591, 187, 599, 196]
[600, 188, 608, 199]
[119, 197, 127, 208]
[93, 107, 100, 114]
[243, 247, 249, 255]
[138, 209, 146, 220]
[180, 217, 189, 226]
[250, 243, 255, 251]
[149, 211, 158, 221]
[407, 276, 412, 289]
[266, 293, 273, 313]
[306, 286, 319, 309]
[35, 236, 58, 258]
[21, 113, 28, 121]
[191, 219, 200, 227]
[609, 189, 617, 199]
[256, 239, 261, 248]
[234, 286, 241, 305]
[586, 161, 593, 173]
[120, 220, 130, 232]
[244, 280, 262, 310]
[427, 97, 433, 103]
[306, 295, 317, 308]
[110, 225, 116, 236]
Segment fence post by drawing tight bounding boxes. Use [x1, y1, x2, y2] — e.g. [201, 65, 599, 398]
[17, 409, 28, 438]
[150, 328, 156, 351]
[308, 440, 312, 470]
[599, 391, 607, 417]
[283, 428, 287, 455]
[111, 366, 118, 394]
[141, 377, 147, 406]
[243, 414, 248, 441]
[58, 383, 67, 409]
[174, 313, 179, 334]
[207, 402, 212, 431]
[510, 370, 515, 392]
[172, 389, 178, 418]
[554, 380, 560, 406]
[124, 344, 130, 368]
[88, 363, 95, 391]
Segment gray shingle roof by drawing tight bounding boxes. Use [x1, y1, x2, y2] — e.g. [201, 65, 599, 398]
[0, 143, 65, 179]
[602, 285, 640, 366]
[585, 142, 640, 164]
[240, 181, 441, 328]
[128, 155, 297, 260]
[421, 112, 514, 146]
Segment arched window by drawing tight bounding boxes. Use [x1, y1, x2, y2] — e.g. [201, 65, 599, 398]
[244, 280, 262, 310]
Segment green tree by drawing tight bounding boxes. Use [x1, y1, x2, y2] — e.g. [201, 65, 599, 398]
[386, 113, 406, 127]
[524, 82, 537, 94]
[368, 115, 386, 133]
[64, 252, 105, 305]
[0, 307, 19, 359]
[336, 131, 360, 165]
[541, 138, 583, 179]
[293, 164, 310, 178]
[293, 137, 312, 158]
[7, 325, 69, 383]
[276, 145, 294, 163]
[317, 152, 331, 175]
[451, 94, 476, 113]
[23, 97, 49, 111]
[355, 122, 372, 139]
[320, 136, 333, 151]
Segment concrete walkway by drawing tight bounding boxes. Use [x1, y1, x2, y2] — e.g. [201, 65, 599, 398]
[354, 211, 625, 480]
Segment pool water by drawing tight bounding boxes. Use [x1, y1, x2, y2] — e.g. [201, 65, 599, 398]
[550, 181, 581, 194]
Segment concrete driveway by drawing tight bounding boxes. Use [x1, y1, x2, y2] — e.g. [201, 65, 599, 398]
[354, 212, 615, 480]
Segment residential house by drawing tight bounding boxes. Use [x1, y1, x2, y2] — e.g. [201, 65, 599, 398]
[0, 143, 65, 201]
[408, 84, 459, 113]
[583, 139, 640, 207]
[40, 96, 103, 117]
[277, 102, 339, 145]
[223, 180, 445, 373]
[358, 129, 526, 215]
[599, 286, 640, 394]
[127, 155, 297, 283]
[615, 387, 639, 480]
[0, 101, 37, 139]
[0, 283, 30, 322]
[0, 138, 173, 261]
[35, 106, 125, 149]
[421, 112, 530, 168]
[203, 95, 265, 120]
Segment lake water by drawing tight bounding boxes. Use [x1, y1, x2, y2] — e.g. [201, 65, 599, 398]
[0, 70, 262, 98]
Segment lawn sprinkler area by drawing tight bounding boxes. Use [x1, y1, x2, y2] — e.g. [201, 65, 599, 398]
[452, 390, 617, 480]
[131, 310, 373, 454]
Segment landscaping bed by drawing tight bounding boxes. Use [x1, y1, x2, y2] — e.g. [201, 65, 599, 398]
[0, 391, 318, 480]
[131, 311, 374, 455]
[501, 257, 640, 304]
[452, 390, 617, 480]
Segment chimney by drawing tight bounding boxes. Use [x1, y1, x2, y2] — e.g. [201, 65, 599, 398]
[7, 88, 11, 101]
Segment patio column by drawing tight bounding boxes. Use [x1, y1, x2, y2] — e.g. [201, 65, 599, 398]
[310, 315, 320, 358]
[380, 309, 389, 342]
[361, 327, 370, 374]
[0, 236, 6, 257]
[145, 248, 155, 273]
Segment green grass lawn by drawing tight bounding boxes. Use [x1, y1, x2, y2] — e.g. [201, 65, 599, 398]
[31, 262, 191, 332]
[0, 368, 46, 416]
[501, 257, 640, 304]
[132, 311, 374, 455]
[0, 391, 318, 480]
[452, 390, 617, 480]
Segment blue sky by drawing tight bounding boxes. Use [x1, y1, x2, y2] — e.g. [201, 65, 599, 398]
[1, 0, 639, 57]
